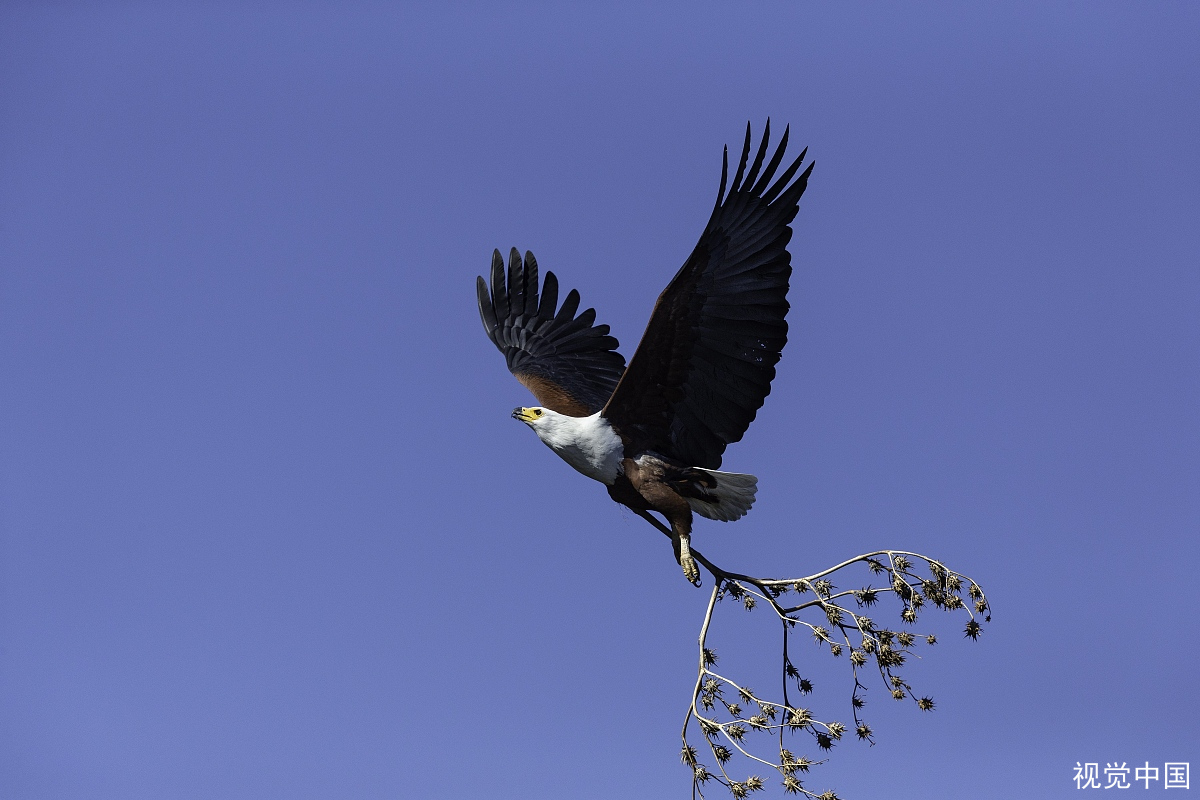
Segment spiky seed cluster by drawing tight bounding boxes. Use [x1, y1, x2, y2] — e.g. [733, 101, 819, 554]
[788, 708, 812, 728]
[854, 587, 879, 607]
[876, 645, 905, 668]
[728, 776, 767, 798]
[779, 749, 812, 774]
[921, 580, 943, 606]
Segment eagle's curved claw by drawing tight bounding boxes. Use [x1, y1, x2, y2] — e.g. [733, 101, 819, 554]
[682, 553, 701, 586]
[676, 533, 701, 586]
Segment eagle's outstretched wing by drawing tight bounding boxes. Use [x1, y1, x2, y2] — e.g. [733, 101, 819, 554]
[602, 121, 813, 469]
[477, 248, 626, 416]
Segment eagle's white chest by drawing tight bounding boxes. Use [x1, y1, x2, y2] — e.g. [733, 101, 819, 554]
[532, 412, 624, 485]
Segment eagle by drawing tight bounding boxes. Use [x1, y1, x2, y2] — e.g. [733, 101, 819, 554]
[477, 121, 813, 584]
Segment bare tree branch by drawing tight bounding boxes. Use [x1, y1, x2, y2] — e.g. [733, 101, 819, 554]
[666, 529, 989, 799]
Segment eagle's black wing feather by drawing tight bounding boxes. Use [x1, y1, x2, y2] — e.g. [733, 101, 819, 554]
[602, 121, 813, 468]
[477, 248, 626, 416]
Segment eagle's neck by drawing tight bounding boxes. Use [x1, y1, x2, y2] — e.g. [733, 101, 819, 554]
[533, 411, 623, 485]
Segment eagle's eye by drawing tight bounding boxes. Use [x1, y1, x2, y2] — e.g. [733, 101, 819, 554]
[534, 409, 543, 417]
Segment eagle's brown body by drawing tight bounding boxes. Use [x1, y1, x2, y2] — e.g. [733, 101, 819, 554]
[610, 455, 713, 581]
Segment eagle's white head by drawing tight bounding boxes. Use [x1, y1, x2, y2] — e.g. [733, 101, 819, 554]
[511, 406, 573, 446]
[510, 406, 623, 485]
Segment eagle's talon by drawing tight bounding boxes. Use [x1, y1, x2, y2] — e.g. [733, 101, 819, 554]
[682, 554, 701, 586]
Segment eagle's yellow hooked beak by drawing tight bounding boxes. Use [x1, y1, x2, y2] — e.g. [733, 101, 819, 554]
[511, 407, 542, 423]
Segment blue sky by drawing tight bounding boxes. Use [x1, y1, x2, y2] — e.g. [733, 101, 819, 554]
[1, 3, 1197, 798]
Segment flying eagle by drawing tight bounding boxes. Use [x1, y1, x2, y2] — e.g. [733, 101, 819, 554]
[477, 121, 813, 584]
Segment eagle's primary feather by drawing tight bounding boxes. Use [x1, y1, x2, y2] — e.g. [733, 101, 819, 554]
[602, 120, 812, 469]
[476, 249, 625, 416]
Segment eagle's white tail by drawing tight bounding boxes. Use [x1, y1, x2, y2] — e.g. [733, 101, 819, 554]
[685, 469, 758, 522]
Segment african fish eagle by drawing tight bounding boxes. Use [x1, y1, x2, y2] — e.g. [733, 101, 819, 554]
[477, 121, 813, 584]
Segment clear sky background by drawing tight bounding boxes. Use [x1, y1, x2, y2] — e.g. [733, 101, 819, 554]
[2, 3, 1197, 799]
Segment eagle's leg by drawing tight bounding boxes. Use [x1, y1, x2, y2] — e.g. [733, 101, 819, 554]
[665, 505, 701, 586]
[627, 507, 700, 584]
[615, 457, 702, 585]
[675, 528, 700, 586]
[647, 493, 700, 584]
